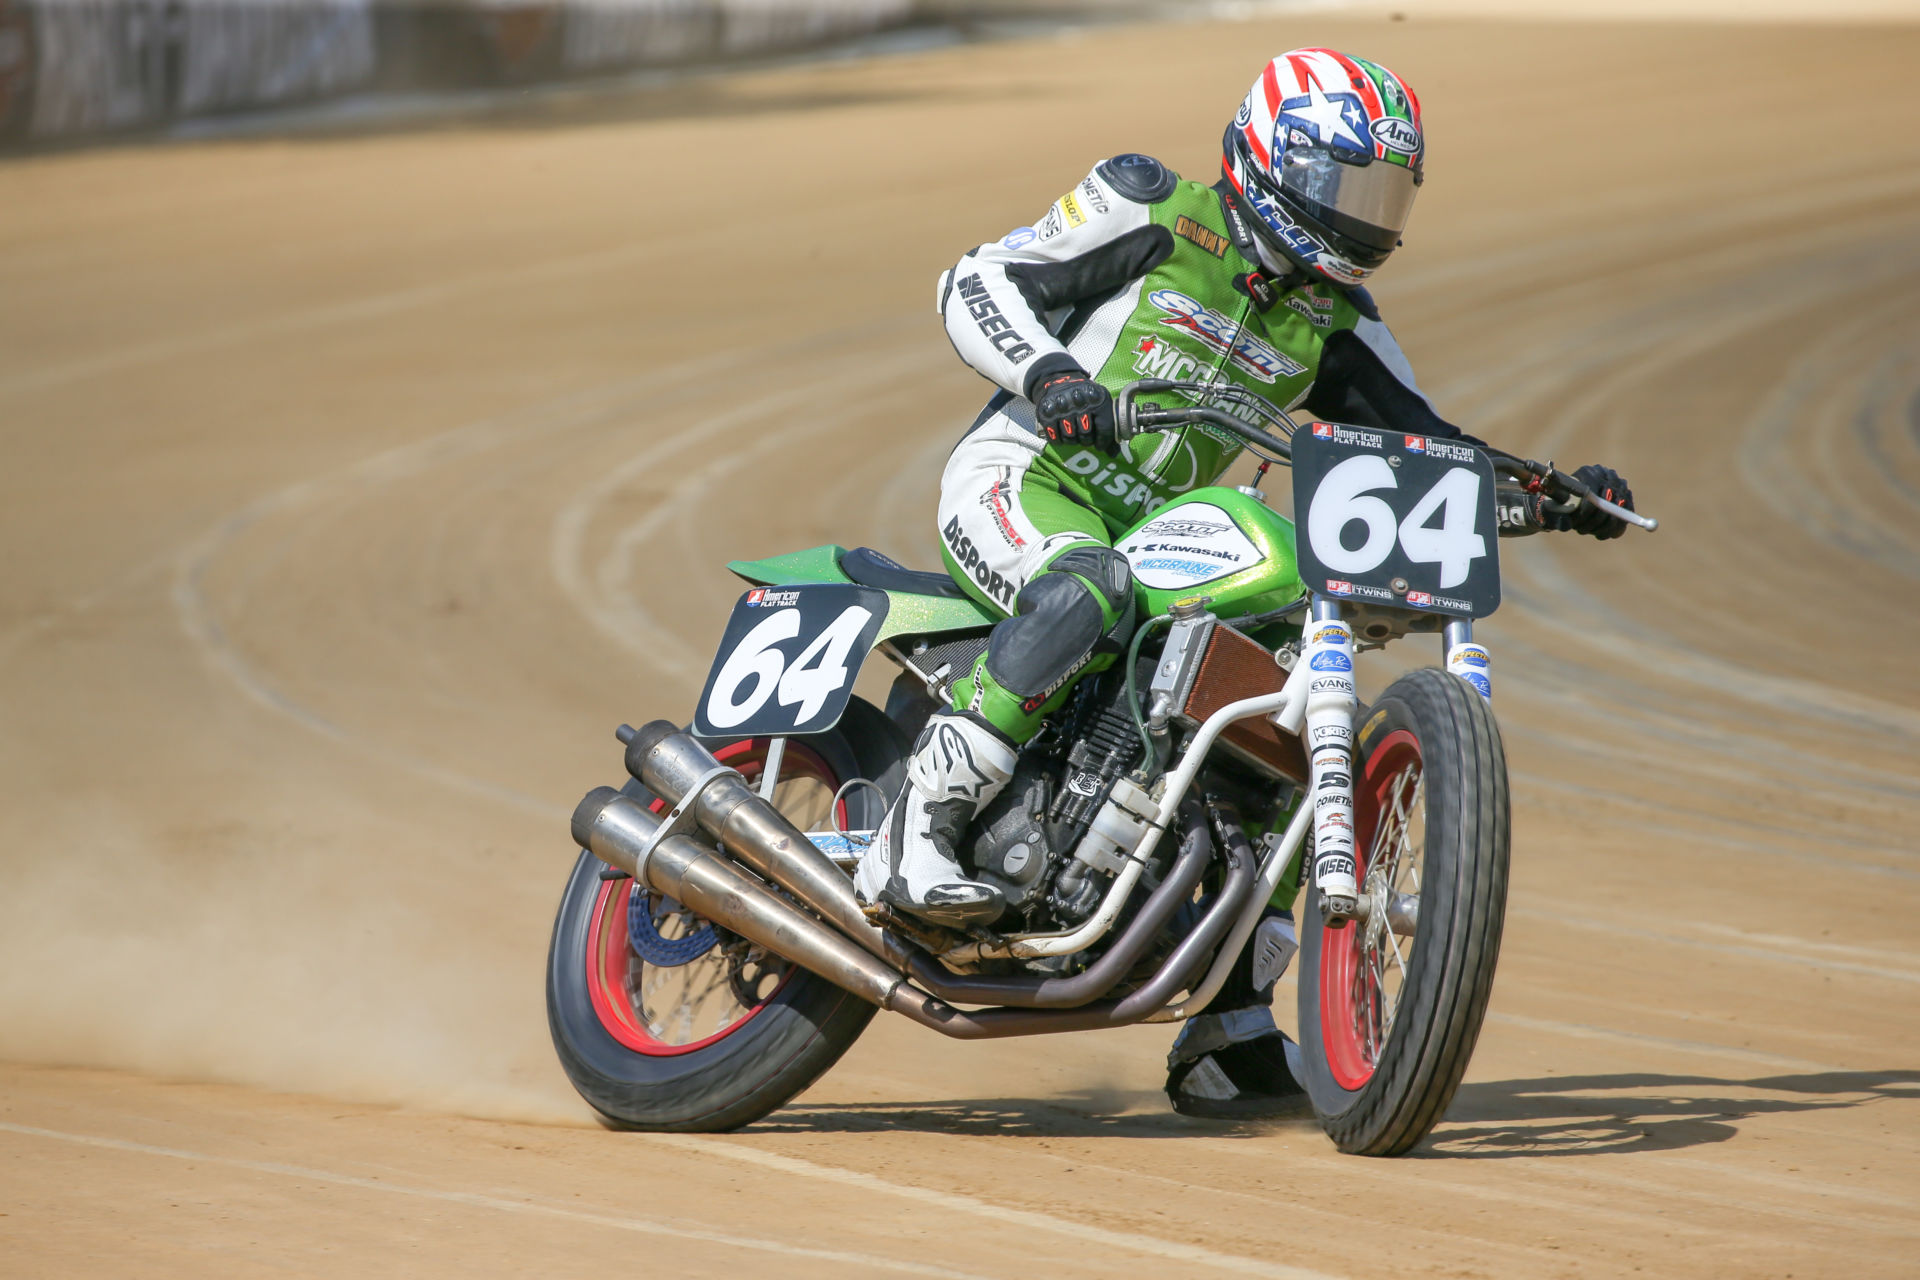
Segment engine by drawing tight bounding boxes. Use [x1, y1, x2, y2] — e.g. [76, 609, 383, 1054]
[964, 665, 1152, 933]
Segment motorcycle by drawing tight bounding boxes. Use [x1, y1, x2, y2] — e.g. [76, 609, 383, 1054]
[546, 379, 1654, 1155]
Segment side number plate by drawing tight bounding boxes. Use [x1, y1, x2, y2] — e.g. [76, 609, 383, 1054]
[1290, 423, 1501, 618]
[693, 585, 889, 738]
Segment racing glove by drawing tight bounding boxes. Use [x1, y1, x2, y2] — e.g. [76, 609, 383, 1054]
[1543, 464, 1634, 540]
[1031, 367, 1118, 454]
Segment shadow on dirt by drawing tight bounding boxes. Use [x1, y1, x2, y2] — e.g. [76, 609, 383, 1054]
[751, 1086, 1316, 1141]
[1420, 1069, 1920, 1159]
[751, 1071, 1920, 1154]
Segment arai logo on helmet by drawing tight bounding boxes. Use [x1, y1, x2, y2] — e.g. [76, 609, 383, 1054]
[1371, 116, 1421, 156]
[1235, 96, 1253, 128]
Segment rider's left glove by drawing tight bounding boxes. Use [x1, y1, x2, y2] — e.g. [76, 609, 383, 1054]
[1548, 464, 1634, 540]
[1032, 368, 1118, 454]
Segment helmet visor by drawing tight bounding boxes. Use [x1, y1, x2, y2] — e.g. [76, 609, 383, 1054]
[1277, 148, 1418, 255]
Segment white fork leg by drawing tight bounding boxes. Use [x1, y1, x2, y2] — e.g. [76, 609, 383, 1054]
[1443, 619, 1492, 702]
[1303, 597, 1359, 920]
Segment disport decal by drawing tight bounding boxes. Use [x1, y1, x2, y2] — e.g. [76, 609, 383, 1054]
[1146, 288, 1306, 383]
[942, 515, 1016, 608]
[955, 274, 1035, 366]
[1060, 448, 1159, 510]
[1309, 651, 1352, 673]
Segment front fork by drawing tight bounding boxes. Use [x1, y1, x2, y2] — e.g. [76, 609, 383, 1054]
[1298, 598, 1492, 922]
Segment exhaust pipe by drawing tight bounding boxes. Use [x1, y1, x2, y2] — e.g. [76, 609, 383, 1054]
[569, 782, 1259, 1039]
[621, 722, 911, 972]
[571, 786, 905, 1009]
[620, 722, 1236, 1013]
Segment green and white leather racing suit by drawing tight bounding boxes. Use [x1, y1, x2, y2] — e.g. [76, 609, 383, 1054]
[933, 152, 1463, 744]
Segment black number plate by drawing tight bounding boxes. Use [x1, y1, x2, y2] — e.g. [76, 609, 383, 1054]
[693, 585, 890, 738]
[1289, 423, 1501, 618]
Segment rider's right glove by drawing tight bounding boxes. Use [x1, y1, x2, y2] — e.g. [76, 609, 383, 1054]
[1544, 464, 1634, 540]
[1031, 368, 1118, 454]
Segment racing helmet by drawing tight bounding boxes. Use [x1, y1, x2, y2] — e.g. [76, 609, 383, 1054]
[1222, 48, 1424, 286]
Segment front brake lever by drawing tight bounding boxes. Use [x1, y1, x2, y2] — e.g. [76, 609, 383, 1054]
[1486, 448, 1659, 532]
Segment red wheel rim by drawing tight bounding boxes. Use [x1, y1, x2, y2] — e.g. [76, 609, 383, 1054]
[1319, 728, 1423, 1091]
[583, 738, 847, 1057]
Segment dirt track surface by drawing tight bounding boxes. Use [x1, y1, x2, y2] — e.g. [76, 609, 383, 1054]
[4, 14, 1920, 1278]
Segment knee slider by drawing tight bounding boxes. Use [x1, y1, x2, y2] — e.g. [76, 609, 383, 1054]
[983, 571, 1107, 699]
[1046, 545, 1134, 617]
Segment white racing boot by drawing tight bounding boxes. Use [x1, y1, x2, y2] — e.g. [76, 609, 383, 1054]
[855, 712, 1017, 928]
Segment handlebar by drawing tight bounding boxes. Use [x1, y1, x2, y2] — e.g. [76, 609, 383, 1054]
[1112, 378, 1658, 534]
[1483, 449, 1659, 533]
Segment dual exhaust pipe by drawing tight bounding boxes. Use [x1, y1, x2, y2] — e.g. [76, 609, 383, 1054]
[570, 722, 1257, 1039]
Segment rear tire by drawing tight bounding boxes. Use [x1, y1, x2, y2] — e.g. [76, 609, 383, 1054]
[546, 697, 908, 1131]
[1296, 668, 1509, 1156]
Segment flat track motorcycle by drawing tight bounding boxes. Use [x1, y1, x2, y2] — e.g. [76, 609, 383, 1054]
[547, 381, 1654, 1155]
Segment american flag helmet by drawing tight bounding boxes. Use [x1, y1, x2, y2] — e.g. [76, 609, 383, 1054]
[1222, 48, 1425, 287]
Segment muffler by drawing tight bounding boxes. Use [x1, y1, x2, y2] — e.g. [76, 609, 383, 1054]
[569, 779, 1260, 1039]
[571, 786, 906, 1009]
[619, 721, 911, 971]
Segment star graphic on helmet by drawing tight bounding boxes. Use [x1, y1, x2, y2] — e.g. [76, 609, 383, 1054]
[1281, 82, 1366, 149]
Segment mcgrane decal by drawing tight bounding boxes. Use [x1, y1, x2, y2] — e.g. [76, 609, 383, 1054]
[1146, 288, 1305, 383]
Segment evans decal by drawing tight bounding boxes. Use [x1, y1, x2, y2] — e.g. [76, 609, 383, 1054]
[1147, 289, 1305, 383]
[1372, 116, 1422, 155]
[1002, 226, 1036, 249]
[1309, 651, 1352, 673]
[1118, 502, 1262, 591]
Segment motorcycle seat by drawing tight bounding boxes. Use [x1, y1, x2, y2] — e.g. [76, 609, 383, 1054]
[839, 547, 968, 600]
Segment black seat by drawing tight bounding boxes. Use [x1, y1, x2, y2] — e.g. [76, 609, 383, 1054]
[839, 547, 968, 599]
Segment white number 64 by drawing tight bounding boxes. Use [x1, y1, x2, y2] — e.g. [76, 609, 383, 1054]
[1307, 455, 1486, 589]
[704, 604, 874, 730]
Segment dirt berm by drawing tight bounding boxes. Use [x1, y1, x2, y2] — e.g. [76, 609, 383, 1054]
[2, 11, 1917, 1278]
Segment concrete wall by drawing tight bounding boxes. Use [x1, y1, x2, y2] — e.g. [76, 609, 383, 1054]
[0, 0, 919, 145]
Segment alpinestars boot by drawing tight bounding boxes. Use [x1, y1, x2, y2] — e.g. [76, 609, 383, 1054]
[855, 712, 1016, 927]
[1165, 913, 1308, 1118]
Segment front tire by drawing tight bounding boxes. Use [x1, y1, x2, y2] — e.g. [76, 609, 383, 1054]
[546, 697, 908, 1131]
[1297, 667, 1509, 1156]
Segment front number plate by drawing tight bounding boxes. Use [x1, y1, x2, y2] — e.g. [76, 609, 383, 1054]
[1290, 423, 1501, 618]
[693, 585, 890, 738]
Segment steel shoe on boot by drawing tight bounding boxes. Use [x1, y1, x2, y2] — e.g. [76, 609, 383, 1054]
[855, 713, 1016, 927]
[1165, 1008, 1311, 1119]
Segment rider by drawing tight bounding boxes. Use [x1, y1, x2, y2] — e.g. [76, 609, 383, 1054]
[855, 48, 1633, 1116]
